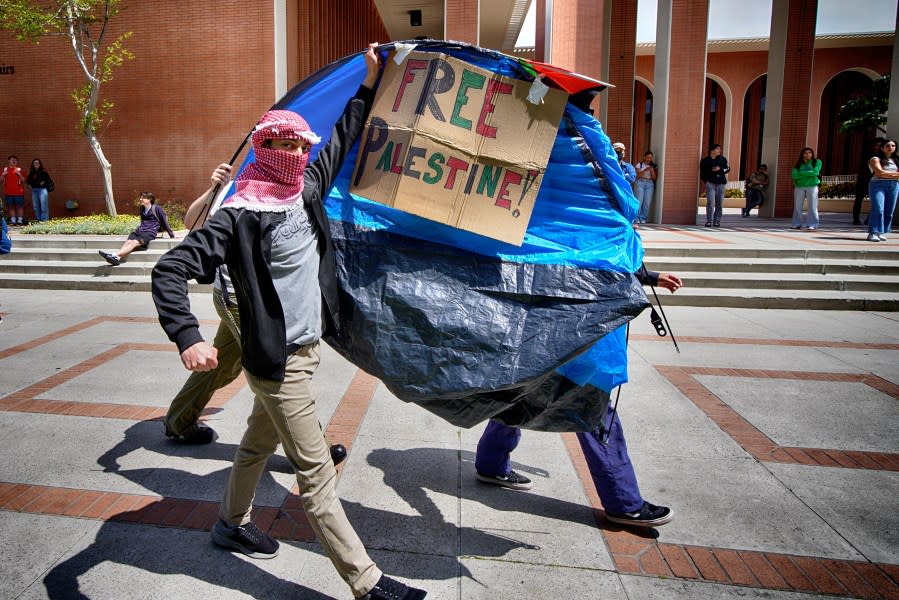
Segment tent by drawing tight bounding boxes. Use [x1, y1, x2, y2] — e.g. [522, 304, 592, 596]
[235, 41, 649, 432]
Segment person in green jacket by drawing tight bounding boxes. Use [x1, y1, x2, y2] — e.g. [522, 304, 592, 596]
[791, 147, 822, 230]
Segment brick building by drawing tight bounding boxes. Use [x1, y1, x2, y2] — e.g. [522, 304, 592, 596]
[0, 0, 895, 223]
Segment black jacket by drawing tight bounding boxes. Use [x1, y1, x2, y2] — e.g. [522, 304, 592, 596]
[152, 86, 374, 381]
[699, 155, 730, 185]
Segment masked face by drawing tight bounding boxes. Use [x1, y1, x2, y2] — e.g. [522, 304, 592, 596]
[249, 110, 320, 188]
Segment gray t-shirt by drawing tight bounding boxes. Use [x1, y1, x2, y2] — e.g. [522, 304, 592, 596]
[871, 157, 898, 181]
[270, 203, 322, 347]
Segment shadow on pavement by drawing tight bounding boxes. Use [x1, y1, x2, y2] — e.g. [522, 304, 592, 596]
[42, 421, 329, 599]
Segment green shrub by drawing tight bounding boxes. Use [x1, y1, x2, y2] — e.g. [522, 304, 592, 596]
[21, 212, 185, 234]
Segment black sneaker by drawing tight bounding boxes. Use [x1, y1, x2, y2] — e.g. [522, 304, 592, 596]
[704, 222, 712, 227]
[605, 501, 673, 528]
[476, 469, 533, 490]
[99, 250, 120, 266]
[330, 443, 348, 466]
[164, 421, 216, 445]
[211, 519, 279, 559]
[360, 574, 427, 600]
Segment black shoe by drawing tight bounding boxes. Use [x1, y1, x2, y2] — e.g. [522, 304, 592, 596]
[164, 421, 216, 445]
[853, 219, 862, 226]
[330, 443, 347, 466]
[476, 469, 533, 490]
[712, 222, 721, 227]
[605, 501, 673, 528]
[211, 519, 279, 559]
[742, 209, 748, 217]
[360, 574, 427, 600]
[99, 250, 120, 266]
[704, 222, 712, 227]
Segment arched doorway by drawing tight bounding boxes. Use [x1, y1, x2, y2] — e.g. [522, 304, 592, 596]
[740, 75, 767, 181]
[818, 71, 875, 176]
[632, 80, 653, 157]
[703, 78, 727, 152]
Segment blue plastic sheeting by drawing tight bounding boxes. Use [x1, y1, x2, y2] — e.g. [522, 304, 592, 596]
[231, 42, 649, 430]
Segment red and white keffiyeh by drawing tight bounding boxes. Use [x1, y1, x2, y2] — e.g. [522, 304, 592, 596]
[222, 110, 322, 212]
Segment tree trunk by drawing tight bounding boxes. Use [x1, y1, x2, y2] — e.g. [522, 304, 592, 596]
[87, 132, 116, 216]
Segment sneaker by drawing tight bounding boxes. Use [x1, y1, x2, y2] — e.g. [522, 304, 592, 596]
[791, 226, 802, 230]
[476, 470, 533, 490]
[211, 519, 279, 559]
[867, 233, 881, 242]
[360, 574, 427, 600]
[704, 222, 711, 227]
[712, 222, 721, 227]
[807, 227, 817, 231]
[164, 421, 216, 444]
[879, 233, 888, 240]
[330, 443, 348, 466]
[853, 219, 862, 226]
[605, 501, 673, 528]
[99, 250, 120, 266]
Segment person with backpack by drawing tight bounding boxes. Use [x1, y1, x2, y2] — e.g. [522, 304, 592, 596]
[99, 191, 175, 266]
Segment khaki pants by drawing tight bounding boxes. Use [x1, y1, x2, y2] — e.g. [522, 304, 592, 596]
[165, 289, 243, 435]
[220, 343, 381, 597]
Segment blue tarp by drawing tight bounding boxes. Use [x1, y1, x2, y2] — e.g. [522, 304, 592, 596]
[234, 41, 648, 431]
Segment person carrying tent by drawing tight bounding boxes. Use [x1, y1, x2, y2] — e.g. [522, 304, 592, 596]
[151, 43, 426, 600]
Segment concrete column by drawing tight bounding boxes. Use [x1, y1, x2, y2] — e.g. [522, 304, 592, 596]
[445, 0, 479, 45]
[274, 0, 287, 100]
[603, 0, 638, 145]
[651, 0, 710, 224]
[888, 1, 899, 138]
[760, 0, 817, 218]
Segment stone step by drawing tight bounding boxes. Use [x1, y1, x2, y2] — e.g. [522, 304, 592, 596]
[0, 272, 210, 293]
[643, 258, 899, 275]
[644, 246, 899, 261]
[2, 261, 897, 293]
[9, 236, 182, 251]
[0, 272, 893, 310]
[11, 248, 899, 275]
[14, 235, 899, 262]
[648, 287, 899, 311]
[3, 236, 897, 310]
[0, 260, 157, 276]
[671, 272, 899, 292]
[7, 248, 164, 263]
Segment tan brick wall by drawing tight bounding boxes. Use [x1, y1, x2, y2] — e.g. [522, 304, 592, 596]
[772, 0, 818, 217]
[445, 0, 479, 45]
[0, 0, 386, 217]
[606, 0, 637, 147]
[295, 0, 388, 82]
[548, 0, 605, 81]
[658, 0, 710, 224]
[635, 45, 889, 197]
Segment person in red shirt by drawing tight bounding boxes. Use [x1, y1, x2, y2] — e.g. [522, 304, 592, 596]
[1, 156, 26, 225]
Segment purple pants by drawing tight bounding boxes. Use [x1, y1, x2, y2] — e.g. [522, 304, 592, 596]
[475, 408, 643, 514]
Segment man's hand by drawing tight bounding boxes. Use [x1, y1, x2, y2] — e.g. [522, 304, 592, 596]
[180, 341, 218, 371]
[657, 272, 683, 293]
[362, 42, 381, 89]
[211, 163, 231, 187]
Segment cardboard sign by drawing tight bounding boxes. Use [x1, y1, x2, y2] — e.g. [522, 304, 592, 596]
[351, 50, 568, 246]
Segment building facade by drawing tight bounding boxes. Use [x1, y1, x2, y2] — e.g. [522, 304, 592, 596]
[0, 0, 895, 222]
